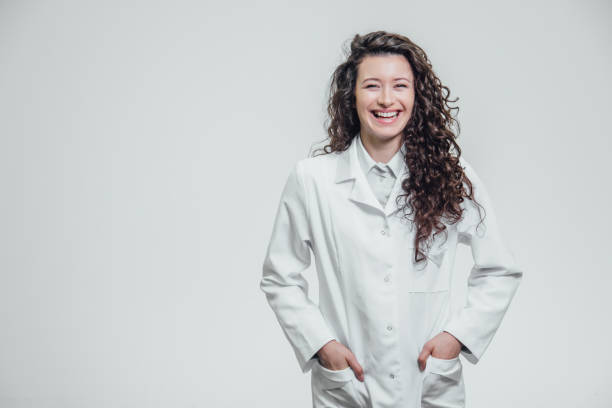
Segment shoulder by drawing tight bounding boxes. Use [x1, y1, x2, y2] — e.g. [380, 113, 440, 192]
[458, 155, 479, 182]
[458, 155, 487, 198]
[295, 150, 340, 183]
[456, 154, 500, 233]
[457, 154, 490, 219]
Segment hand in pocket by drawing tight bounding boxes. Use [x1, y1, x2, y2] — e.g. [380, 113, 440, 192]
[418, 331, 462, 371]
[315, 339, 365, 382]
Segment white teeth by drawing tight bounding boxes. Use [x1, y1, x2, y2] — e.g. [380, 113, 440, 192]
[374, 111, 398, 118]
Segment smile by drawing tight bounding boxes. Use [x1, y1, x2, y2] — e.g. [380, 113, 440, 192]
[371, 110, 401, 124]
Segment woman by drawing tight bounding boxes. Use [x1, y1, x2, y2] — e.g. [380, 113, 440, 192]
[260, 31, 523, 408]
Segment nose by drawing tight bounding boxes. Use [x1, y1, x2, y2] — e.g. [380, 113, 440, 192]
[378, 85, 393, 106]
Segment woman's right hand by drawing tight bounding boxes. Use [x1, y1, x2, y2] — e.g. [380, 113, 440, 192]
[316, 340, 365, 382]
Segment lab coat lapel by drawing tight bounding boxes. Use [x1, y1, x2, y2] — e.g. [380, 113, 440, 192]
[335, 136, 382, 212]
[335, 136, 408, 216]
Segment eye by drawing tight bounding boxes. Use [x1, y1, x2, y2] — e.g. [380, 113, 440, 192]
[365, 84, 378, 88]
[396, 84, 408, 88]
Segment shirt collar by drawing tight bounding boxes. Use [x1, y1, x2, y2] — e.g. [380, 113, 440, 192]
[356, 133, 405, 179]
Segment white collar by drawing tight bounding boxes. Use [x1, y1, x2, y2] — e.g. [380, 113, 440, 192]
[356, 133, 405, 178]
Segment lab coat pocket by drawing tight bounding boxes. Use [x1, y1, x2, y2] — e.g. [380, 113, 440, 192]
[408, 236, 450, 293]
[313, 360, 362, 407]
[421, 356, 465, 408]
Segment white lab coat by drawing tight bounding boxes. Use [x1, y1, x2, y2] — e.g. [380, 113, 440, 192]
[260, 136, 523, 408]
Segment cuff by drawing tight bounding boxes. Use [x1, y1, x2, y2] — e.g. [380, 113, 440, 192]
[443, 328, 478, 365]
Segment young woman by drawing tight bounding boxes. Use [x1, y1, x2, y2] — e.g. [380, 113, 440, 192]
[260, 31, 523, 408]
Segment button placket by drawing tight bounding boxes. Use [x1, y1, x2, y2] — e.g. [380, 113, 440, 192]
[377, 215, 400, 387]
[381, 217, 392, 284]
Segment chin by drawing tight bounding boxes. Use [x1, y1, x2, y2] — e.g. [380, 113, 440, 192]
[368, 127, 404, 140]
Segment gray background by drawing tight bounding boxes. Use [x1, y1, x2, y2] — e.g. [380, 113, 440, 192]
[1, 0, 610, 407]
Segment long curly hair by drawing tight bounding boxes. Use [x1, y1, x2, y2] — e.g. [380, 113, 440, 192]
[313, 30, 485, 264]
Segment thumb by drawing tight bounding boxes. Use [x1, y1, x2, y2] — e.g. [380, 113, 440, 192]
[418, 344, 433, 372]
[346, 352, 365, 382]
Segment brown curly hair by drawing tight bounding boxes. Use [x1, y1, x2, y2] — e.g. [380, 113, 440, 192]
[312, 30, 485, 264]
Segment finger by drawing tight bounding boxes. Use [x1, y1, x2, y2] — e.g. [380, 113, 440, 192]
[346, 354, 365, 382]
[418, 344, 433, 372]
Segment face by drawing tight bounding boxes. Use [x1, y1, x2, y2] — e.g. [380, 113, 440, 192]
[354, 54, 415, 144]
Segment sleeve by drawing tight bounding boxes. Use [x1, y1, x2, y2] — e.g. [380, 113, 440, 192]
[259, 160, 336, 374]
[442, 157, 524, 365]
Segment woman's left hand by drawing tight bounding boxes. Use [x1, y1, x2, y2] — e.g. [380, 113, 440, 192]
[417, 331, 463, 371]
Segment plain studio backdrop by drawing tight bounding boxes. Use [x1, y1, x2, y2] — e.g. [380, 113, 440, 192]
[1, 0, 610, 407]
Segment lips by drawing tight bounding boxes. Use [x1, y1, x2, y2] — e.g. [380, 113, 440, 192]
[372, 110, 400, 116]
[371, 110, 401, 124]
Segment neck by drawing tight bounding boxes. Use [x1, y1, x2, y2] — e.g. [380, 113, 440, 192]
[359, 131, 402, 164]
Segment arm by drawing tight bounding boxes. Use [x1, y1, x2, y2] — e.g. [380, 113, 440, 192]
[259, 161, 336, 373]
[442, 158, 524, 364]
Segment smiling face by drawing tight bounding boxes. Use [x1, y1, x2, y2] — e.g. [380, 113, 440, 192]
[354, 53, 416, 145]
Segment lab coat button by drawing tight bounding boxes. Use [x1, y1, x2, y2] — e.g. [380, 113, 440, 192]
[387, 325, 393, 331]
[389, 373, 395, 379]
[384, 275, 390, 282]
[380, 229, 386, 235]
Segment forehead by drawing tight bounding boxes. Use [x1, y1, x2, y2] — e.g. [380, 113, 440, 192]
[357, 54, 413, 79]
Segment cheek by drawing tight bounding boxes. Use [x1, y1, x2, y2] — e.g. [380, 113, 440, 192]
[402, 97, 415, 115]
[356, 99, 374, 119]
[355, 93, 371, 109]
[402, 93, 415, 107]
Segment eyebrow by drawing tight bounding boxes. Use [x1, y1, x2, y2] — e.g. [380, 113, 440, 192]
[361, 77, 413, 84]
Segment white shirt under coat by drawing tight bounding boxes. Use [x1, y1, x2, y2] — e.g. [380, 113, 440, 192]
[355, 134, 405, 208]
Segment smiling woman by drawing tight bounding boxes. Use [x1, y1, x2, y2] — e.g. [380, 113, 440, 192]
[319, 32, 478, 267]
[260, 30, 523, 408]
[355, 54, 415, 135]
